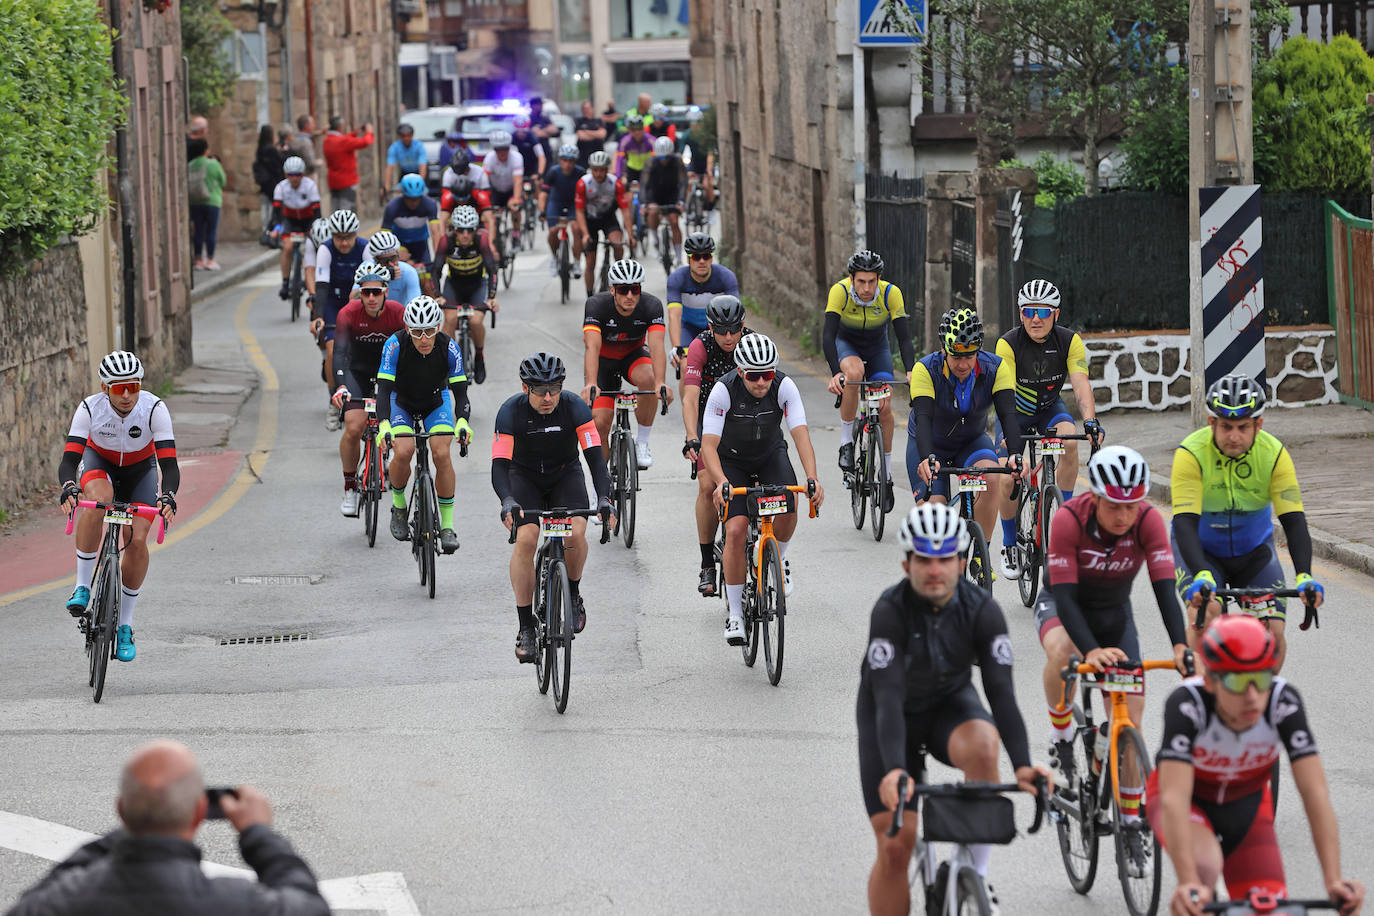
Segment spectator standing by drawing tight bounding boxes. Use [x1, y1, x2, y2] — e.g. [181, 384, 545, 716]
[436, 128, 464, 171]
[574, 99, 606, 166]
[186, 138, 226, 271]
[527, 96, 562, 164]
[601, 100, 621, 142]
[185, 116, 207, 161]
[383, 123, 427, 199]
[4, 739, 329, 916]
[322, 115, 375, 212]
[288, 114, 319, 177]
[253, 125, 288, 246]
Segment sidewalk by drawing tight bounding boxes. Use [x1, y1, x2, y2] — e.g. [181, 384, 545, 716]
[189, 239, 278, 305]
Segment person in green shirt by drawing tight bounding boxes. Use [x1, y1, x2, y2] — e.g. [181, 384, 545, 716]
[187, 137, 227, 270]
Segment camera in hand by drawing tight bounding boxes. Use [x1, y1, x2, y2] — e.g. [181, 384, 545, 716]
[204, 786, 238, 820]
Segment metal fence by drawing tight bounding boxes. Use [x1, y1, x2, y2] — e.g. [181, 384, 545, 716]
[1327, 200, 1374, 406]
[865, 173, 927, 351]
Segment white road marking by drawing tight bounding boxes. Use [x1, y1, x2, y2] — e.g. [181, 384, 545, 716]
[0, 809, 420, 915]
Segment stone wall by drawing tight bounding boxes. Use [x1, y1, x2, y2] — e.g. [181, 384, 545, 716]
[1082, 326, 1338, 412]
[0, 243, 90, 514]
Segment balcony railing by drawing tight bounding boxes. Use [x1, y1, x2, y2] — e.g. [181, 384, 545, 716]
[460, 0, 527, 27]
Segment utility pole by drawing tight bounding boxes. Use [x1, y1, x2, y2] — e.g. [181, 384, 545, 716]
[1188, 0, 1253, 425]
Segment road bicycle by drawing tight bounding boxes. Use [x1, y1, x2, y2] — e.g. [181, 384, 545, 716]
[357, 397, 387, 548]
[507, 506, 610, 713]
[593, 237, 631, 293]
[65, 500, 166, 703]
[719, 482, 817, 686]
[520, 180, 539, 250]
[925, 458, 1017, 590]
[629, 181, 648, 253]
[491, 205, 517, 290]
[1201, 890, 1343, 914]
[887, 773, 1048, 916]
[685, 177, 709, 234]
[1012, 430, 1098, 607]
[552, 219, 575, 304]
[837, 379, 894, 541]
[657, 209, 676, 276]
[1051, 654, 1189, 916]
[596, 386, 667, 548]
[286, 231, 307, 321]
[388, 424, 468, 599]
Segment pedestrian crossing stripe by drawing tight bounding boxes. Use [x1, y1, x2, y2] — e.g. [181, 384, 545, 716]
[859, 0, 923, 45]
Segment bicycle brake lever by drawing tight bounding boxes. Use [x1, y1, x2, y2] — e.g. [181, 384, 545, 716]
[659, 387, 669, 416]
[459, 440, 469, 458]
[886, 774, 909, 838]
[1027, 777, 1048, 834]
[1300, 601, 1319, 631]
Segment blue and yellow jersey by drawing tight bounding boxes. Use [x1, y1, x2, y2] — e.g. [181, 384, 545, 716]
[907, 349, 1015, 446]
[1171, 427, 1304, 558]
[994, 324, 1088, 417]
[825, 278, 906, 344]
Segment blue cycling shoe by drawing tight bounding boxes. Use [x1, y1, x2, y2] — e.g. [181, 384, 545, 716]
[115, 626, 136, 662]
[66, 586, 90, 617]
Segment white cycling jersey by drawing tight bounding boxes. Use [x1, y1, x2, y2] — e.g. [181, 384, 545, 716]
[441, 164, 490, 192]
[67, 391, 175, 466]
[482, 151, 523, 192]
[271, 177, 321, 220]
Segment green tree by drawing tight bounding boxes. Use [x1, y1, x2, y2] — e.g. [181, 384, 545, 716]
[0, 0, 125, 265]
[1002, 151, 1086, 205]
[182, 0, 235, 115]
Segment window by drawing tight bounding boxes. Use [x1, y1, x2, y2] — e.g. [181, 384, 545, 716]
[560, 0, 591, 42]
[612, 61, 691, 110]
[610, 0, 690, 40]
[221, 30, 266, 80]
[561, 54, 592, 103]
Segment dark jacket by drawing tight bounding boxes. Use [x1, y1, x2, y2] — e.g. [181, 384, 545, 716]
[253, 144, 287, 196]
[5, 825, 329, 916]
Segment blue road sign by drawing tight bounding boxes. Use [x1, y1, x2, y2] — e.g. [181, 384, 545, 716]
[858, 0, 926, 46]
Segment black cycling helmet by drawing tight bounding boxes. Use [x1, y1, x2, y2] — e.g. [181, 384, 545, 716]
[519, 352, 566, 385]
[451, 175, 475, 197]
[847, 249, 885, 276]
[1205, 373, 1267, 419]
[684, 232, 715, 256]
[706, 294, 745, 330]
[938, 307, 984, 354]
[452, 148, 470, 173]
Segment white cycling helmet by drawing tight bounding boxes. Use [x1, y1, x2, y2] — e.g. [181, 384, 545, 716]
[488, 129, 512, 148]
[1087, 445, 1150, 503]
[369, 230, 401, 256]
[650, 103, 667, 117]
[687, 107, 703, 124]
[1018, 278, 1061, 309]
[98, 350, 144, 384]
[588, 150, 611, 168]
[653, 136, 676, 156]
[403, 296, 443, 330]
[354, 260, 390, 286]
[450, 205, 480, 231]
[557, 143, 579, 160]
[733, 333, 778, 371]
[607, 258, 645, 286]
[327, 209, 360, 235]
[283, 156, 306, 175]
[898, 503, 970, 558]
[309, 218, 330, 246]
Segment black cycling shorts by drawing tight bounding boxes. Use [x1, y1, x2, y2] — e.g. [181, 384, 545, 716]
[720, 448, 797, 520]
[586, 213, 622, 241]
[78, 451, 159, 506]
[442, 278, 489, 309]
[508, 464, 589, 528]
[593, 347, 653, 407]
[1032, 591, 1143, 661]
[857, 683, 995, 818]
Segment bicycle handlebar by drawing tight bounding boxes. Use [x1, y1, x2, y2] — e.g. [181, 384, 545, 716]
[833, 378, 895, 409]
[1195, 584, 1321, 632]
[388, 430, 470, 456]
[1200, 890, 1339, 913]
[1060, 655, 1191, 681]
[886, 773, 1048, 838]
[66, 500, 165, 544]
[718, 482, 819, 520]
[933, 462, 1018, 476]
[594, 387, 670, 416]
[506, 506, 611, 545]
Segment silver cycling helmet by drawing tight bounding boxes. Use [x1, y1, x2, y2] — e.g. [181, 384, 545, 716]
[733, 333, 778, 371]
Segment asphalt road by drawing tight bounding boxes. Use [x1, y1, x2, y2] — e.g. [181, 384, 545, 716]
[2, 246, 1372, 915]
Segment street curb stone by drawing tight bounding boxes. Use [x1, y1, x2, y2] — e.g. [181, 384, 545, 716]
[189, 250, 277, 304]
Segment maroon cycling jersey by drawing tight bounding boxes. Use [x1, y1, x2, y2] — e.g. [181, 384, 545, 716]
[1047, 493, 1174, 608]
[333, 299, 406, 395]
[582, 290, 665, 360]
[1156, 676, 1317, 804]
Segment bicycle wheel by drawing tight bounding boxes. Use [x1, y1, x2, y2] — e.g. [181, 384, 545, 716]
[501, 231, 517, 289]
[955, 866, 993, 916]
[1112, 725, 1161, 916]
[740, 581, 760, 667]
[1055, 705, 1101, 893]
[89, 555, 119, 703]
[659, 224, 673, 274]
[965, 520, 992, 590]
[620, 428, 638, 548]
[415, 479, 437, 598]
[547, 557, 573, 713]
[867, 421, 885, 542]
[760, 539, 786, 685]
[850, 423, 868, 531]
[686, 193, 704, 232]
[289, 249, 303, 321]
[534, 550, 552, 694]
[458, 319, 474, 375]
[559, 237, 571, 304]
[1041, 485, 1064, 561]
[1017, 486, 1041, 607]
[361, 444, 379, 547]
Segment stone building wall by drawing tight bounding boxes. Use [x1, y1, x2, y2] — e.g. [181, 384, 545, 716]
[0, 244, 90, 514]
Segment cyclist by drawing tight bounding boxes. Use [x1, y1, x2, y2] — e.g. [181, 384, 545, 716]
[1035, 446, 1189, 858]
[482, 130, 525, 244]
[858, 502, 1052, 915]
[381, 173, 441, 290]
[667, 233, 739, 384]
[431, 206, 498, 383]
[538, 144, 587, 279]
[375, 296, 473, 554]
[910, 307, 1025, 548]
[680, 107, 715, 211]
[269, 156, 321, 301]
[59, 351, 179, 664]
[614, 115, 654, 187]
[700, 333, 824, 643]
[581, 258, 672, 469]
[494, 353, 616, 663]
[682, 295, 752, 597]
[825, 249, 914, 514]
[1153, 615, 1364, 915]
[994, 278, 1103, 579]
[359, 230, 422, 308]
[642, 135, 687, 267]
[1172, 373, 1322, 672]
[311, 209, 367, 429]
[574, 149, 634, 296]
[511, 115, 547, 189]
[302, 217, 330, 313]
[331, 261, 406, 517]
[646, 102, 677, 143]
[440, 149, 495, 237]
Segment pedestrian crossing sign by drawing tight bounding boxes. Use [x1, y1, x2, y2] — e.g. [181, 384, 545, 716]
[859, 0, 925, 46]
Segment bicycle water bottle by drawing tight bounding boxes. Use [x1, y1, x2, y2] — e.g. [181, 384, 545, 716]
[1091, 721, 1109, 776]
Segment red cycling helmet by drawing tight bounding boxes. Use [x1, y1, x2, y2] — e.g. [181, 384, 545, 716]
[1200, 615, 1278, 673]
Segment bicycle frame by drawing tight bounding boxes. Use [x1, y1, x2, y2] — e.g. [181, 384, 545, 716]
[719, 484, 817, 586]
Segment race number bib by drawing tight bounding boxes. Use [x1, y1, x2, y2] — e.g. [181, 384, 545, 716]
[104, 509, 134, 526]
[1238, 595, 1277, 618]
[1040, 437, 1064, 455]
[1100, 665, 1145, 695]
[364, 398, 377, 416]
[957, 474, 988, 493]
[542, 517, 574, 538]
[756, 494, 788, 516]
[615, 393, 638, 410]
[454, 307, 477, 320]
[866, 384, 892, 400]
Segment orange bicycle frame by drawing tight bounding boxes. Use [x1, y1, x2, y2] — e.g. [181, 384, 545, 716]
[719, 485, 816, 584]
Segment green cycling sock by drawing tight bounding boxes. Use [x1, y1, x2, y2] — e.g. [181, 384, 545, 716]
[438, 496, 454, 529]
[392, 487, 407, 509]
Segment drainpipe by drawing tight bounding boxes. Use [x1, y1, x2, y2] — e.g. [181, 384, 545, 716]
[303, 0, 315, 118]
[110, 0, 138, 353]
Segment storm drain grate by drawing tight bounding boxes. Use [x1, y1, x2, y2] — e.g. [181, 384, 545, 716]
[219, 633, 312, 646]
[227, 575, 322, 586]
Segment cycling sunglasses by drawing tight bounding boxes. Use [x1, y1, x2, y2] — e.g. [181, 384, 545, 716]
[1214, 669, 1275, 694]
[408, 327, 438, 339]
[743, 369, 775, 383]
[1021, 306, 1055, 320]
[358, 287, 386, 297]
[530, 384, 563, 397]
[712, 324, 744, 336]
[107, 381, 141, 397]
[613, 283, 641, 295]
[1213, 399, 1256, 418]
[374, 254, 400, 265]
[689, 253, 712, 262]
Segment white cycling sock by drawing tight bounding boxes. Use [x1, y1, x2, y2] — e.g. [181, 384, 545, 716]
[776, 539, 790, 561]
[839, 419, 853, 446]
[726, 583, 745, 617]
[971, 843, 992, 878]
[75, 550, 97, 590]
[119, 586, 139, 628]
[636, 425, 651, 447]
[884, 451, 893, 481]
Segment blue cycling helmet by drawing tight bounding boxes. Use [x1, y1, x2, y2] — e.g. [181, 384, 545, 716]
[400, 174, 427, 198]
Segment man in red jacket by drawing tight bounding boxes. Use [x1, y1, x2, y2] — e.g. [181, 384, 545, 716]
[322, 116, 375, 212]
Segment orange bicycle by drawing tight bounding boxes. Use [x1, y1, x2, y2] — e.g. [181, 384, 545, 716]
[718, 482, 817, 685]
[1051, 653, 1192, 916]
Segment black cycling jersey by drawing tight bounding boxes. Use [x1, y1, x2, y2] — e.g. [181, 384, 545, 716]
[996, 324, 1088, 418]
[432, 231, 497, 299]
[375, 331, 470, 419]
[714, 369, 789, 465]
[858, 578, 1032, 773]
[643, 156, 685, 204]
[582, 290, 666, 359]
[491, 391, 611, 500]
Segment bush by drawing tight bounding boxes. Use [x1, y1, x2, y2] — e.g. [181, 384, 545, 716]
[0, 0, 125, 266]
[1000, 152, 1085, 207]
[1116, 64, 1189, 194]
[182, 0, 236, 115]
